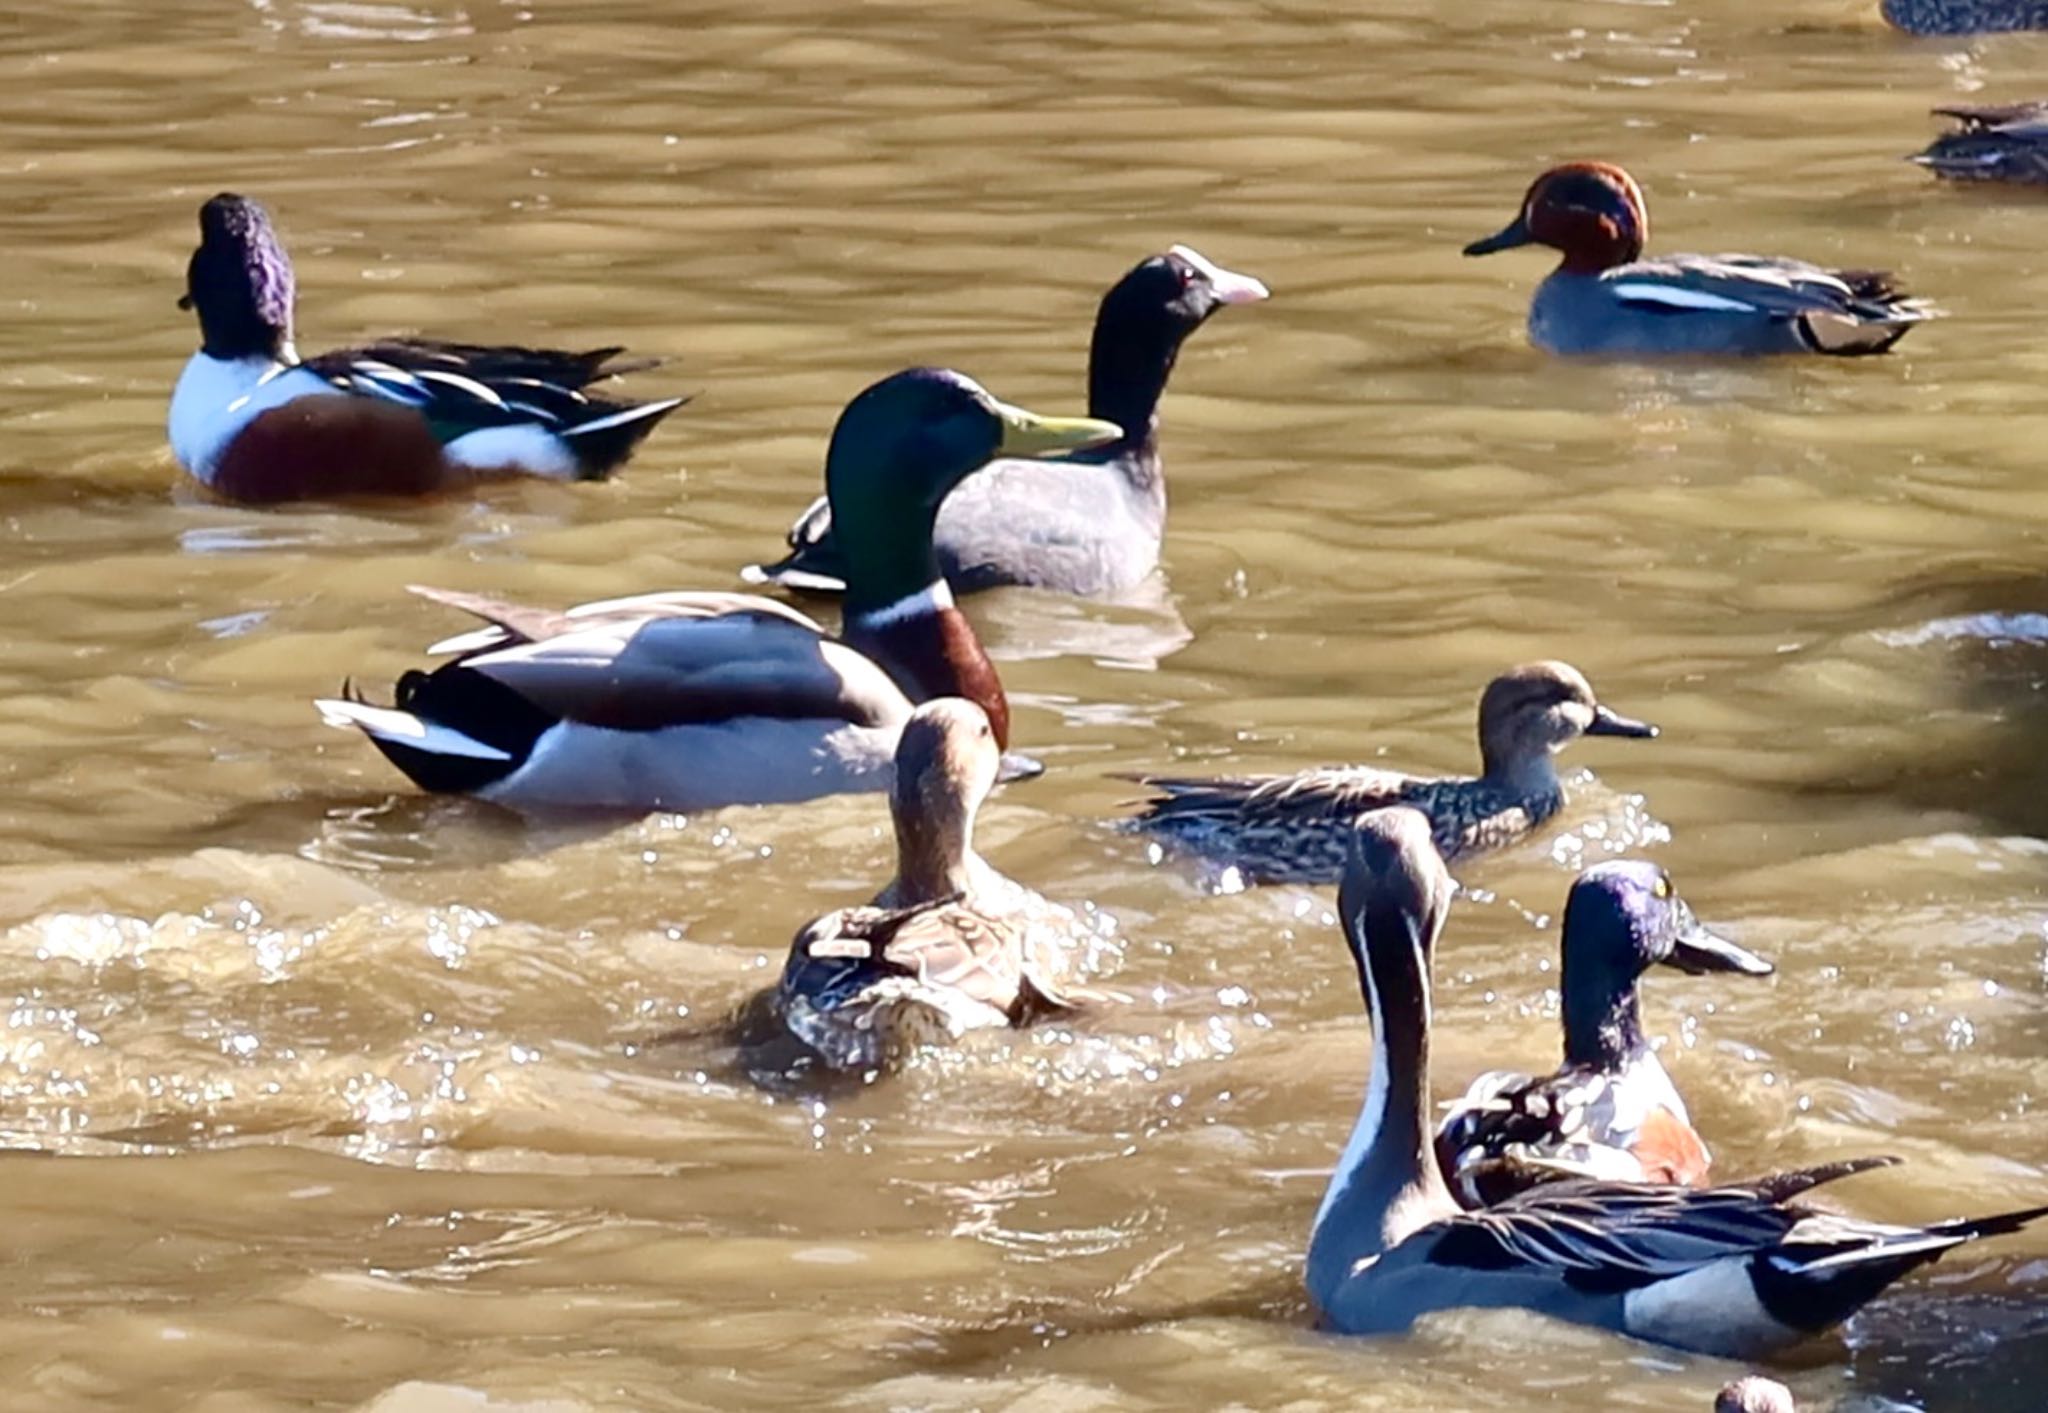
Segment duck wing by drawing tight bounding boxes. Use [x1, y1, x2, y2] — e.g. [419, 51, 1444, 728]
[303, 338, 685, 470]
[401, 585, 908, 731]
[744, 493, 848, 594]
[1606, 255, 1935, 354]
[1121, 765, 1414, 822]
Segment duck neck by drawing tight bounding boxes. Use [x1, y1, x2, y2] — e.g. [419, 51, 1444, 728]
[1307, 908, 1453, 1310]
[841, 579, 1011, 751]
[832, 478, 1012, 748]
[1561, 957, 1646, 1069]
[1086, 308, 1182, 481]
[1479, 740, 1562, 799]
[888, 783, 982, 905]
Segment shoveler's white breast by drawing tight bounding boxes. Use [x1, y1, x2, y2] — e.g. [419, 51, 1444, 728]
[168, 353, 339, 482]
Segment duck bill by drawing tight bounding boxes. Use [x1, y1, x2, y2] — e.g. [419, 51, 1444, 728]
[1585, 704, 1658, 739]
[1170, 244, 1271, 305]
[992, 402, 1123, 459]
[1665, 913, 1774, 977]
[1463, 216, 1533, 257]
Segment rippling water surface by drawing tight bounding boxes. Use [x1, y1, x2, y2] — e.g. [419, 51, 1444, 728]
[4, 1, 2048, 1409]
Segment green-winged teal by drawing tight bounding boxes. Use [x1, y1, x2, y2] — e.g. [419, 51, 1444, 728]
[170, 194, 684, 502]
[1465, 163, 1934, 357]
[1122, 661, 1656, 886]
[770, 699, 1109, 1072]
[746, 245, 1267, 598]
[1435, 861, 1772, 1207]
[1305, 808, 2048, 1357]
[316, 369, 1119, 811]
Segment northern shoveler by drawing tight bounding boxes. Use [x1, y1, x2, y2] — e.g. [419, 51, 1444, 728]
[745, 244, 1267, 597]
[1464, 163, 1934, 356]
[169, 193, 684, 502]
[314, 368, 1118, 810]
[1435, 860, 1773, 1206]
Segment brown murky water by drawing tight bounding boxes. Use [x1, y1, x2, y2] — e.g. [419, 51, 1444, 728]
[4, 1, 2048, 1409]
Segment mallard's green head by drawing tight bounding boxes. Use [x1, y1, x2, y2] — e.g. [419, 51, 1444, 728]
[825, 368, 1119, 607]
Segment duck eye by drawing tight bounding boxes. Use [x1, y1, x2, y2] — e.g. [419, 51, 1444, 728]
[1653, 875, 1672, 899]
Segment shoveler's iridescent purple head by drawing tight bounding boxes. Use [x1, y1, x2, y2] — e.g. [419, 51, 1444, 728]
[1463, 163, 1649, 274]
[180, 193, 297, 360]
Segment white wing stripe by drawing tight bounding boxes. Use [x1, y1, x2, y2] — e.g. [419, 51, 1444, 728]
[1609, 283, 1760, 313]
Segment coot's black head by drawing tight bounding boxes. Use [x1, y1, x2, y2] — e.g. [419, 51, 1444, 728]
[180, 193, 297, 360]
[1100, 244, 1270, 342]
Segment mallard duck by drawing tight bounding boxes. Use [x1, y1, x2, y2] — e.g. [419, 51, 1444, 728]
[767, 699, 1108, 1072]
[1121, 661, 1656, 886]
[745, 245, 1268, 597]
[1464, 163, 1934, 356]
[1913, 102, 2048, 185]
[1435, 861, 1773, 1207]
[314, 369, 1119, 811]
[1305, 808, 2048, 1357]
[169, 193, 684, 502]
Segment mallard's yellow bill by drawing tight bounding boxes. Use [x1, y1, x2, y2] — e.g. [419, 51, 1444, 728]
[992, 402, 1122, 459]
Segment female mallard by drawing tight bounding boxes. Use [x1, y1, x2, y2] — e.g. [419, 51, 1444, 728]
[169, 194, 684, 502]
[314, 370, 1118, 811]
[1122, 661, 1656, 886]
[746, 245, 1268, 598]
[767, 699, 1107, 1072]
[1913, 102, 2048, 185]
[1464, 163, 1933, 357]
[1306, 808, 2048, 1357]
[1435, 861, 1773, 1207]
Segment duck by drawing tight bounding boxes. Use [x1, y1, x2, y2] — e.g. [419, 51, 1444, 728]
[765, 698, 1109, 1072]
[743, 245, 1268, 598]
[1434, 860, 1774, 1207]
[168, 193, 684, 503]
[1120, 661, 1656, 886]
[1463, 163, 1934, 357]
[1305, 807, 2048, 1358]
[1913, 101, 2048, 185]
[1882, 0, 2048, 32]
[313, 368, 1119, 812]
[1717, 1378, 1796, 1413]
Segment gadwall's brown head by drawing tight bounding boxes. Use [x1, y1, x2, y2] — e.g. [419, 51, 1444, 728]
[1465, 162, 1650, 274]
[888, 698, 1002, 900]
[1477, 661, 1656, 780]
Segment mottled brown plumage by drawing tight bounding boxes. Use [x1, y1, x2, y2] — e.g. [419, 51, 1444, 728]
[759, 699, 1113, 1073]
[1121, 662, 1657, 885]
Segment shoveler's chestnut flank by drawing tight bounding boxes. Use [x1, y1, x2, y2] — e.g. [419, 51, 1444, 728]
[1121, 661, 1656, 885]
[1464, 163, 1934, 357]
[1435, 861, 1773, 1207]
[746, 244, 1268, 599]
[759, 699, 1113, 1074]
[168, 193, 684, 503]
[315, 369, 1120, 812]
[1306, 809, 2048, 1358]
[1914, 101, 2048, 185]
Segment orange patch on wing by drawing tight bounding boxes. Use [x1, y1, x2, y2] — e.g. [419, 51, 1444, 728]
[1633, 1104, 1712, 1186]
[207, 398, 470, 504]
